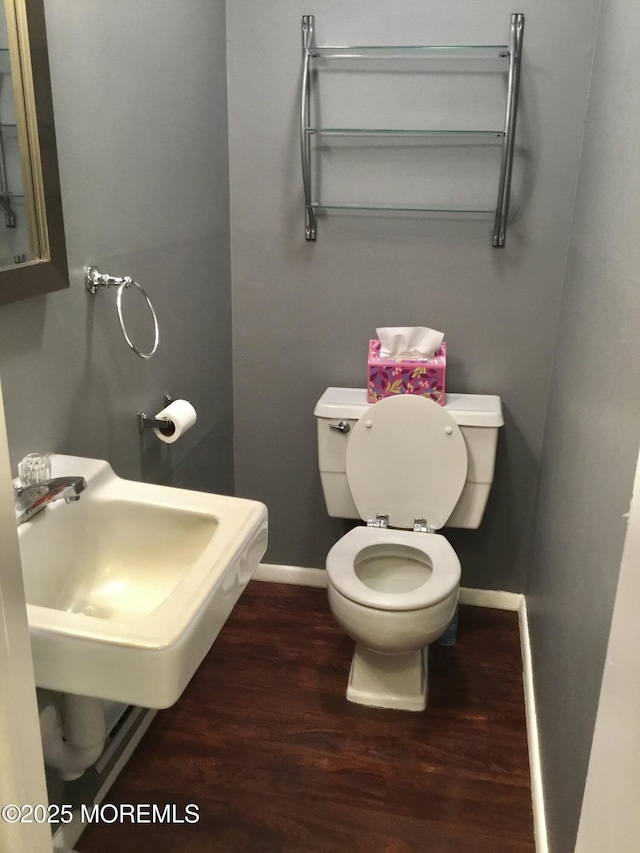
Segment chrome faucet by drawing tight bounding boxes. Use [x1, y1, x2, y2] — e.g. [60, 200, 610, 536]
[14, 476, 87, 526]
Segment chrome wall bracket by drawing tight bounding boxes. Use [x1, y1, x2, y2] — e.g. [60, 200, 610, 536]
[493, 13, 525, 247]
[300, 14, 317, 241]
[137, 394, 173, 435]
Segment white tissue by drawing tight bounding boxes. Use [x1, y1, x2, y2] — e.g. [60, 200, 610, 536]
[376, 326, 444, 359]
[153, 399, 197, 444]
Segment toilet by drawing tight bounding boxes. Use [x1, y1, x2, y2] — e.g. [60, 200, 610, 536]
[314, 387, 503, 711]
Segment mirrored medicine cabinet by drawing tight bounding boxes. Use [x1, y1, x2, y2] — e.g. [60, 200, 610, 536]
[0, 0, 68, 306]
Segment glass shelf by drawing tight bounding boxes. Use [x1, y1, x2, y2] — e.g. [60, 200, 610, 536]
[306, 128, 505, 139]
[309, 45, 509, 60]
[309, 202, 496, 215]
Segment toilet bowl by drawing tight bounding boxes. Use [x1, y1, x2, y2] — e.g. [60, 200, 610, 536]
[327, 526, 460, 652]
[315, 389, 503, 712]
[327, 527, 460, 710]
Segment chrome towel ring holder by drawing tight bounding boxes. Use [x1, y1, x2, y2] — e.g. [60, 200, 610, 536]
[85, 265, 160, 360]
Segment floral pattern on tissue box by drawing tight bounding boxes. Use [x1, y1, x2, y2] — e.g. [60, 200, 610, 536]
[367, 339, 446, 405]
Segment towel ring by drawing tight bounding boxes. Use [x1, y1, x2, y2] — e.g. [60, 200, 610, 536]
[85, 265, 160, 360]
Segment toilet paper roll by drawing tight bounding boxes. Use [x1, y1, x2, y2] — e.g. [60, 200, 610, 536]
[152, 399, 197, 444]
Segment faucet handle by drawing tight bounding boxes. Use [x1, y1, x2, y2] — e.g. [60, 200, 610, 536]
[18, 452, 52, 486]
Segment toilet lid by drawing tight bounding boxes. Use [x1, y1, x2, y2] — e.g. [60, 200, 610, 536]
[346, 395, 468, 530]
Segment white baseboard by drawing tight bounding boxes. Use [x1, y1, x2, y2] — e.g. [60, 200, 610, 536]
[519, 599, 549, 853]
[458, 586, 522, 610]
[253, 563, 523, 610]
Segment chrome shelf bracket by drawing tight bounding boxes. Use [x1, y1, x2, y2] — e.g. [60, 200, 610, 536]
[301, 14, 317, 241]
[493, 13, 525, 248]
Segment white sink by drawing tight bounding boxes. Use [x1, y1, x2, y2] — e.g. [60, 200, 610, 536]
[18, 455, 268, 708]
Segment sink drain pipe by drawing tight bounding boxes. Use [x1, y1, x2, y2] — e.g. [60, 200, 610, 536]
[39, 694, 106, 781]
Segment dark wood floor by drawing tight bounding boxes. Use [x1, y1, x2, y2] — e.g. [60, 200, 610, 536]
[78, 582, 534, 852]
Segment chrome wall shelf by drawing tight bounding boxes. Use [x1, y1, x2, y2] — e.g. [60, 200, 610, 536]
[300, 14, 524, 246]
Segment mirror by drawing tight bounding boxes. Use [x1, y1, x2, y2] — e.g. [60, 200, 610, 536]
[0, 0, 67, 305]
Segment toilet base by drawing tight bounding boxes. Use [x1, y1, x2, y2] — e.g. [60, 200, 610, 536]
[346, 645, 428, 712]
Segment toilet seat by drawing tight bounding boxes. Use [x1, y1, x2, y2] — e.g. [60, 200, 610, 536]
[346, 394, 468, 530]
[326, 526, 461, 611]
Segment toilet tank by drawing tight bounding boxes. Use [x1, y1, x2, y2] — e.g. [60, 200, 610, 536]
[314, 388, 503, 529]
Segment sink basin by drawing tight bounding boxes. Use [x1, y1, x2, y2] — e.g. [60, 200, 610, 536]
[18, 455, 268, 708]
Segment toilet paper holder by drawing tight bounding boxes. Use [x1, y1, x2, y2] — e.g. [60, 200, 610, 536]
[138, 394, 174, 435]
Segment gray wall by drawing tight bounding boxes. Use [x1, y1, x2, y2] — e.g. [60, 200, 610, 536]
[0, 0, 233, 495]
[227, 0, 601, 589]
[1, 3, 634, 845]
[527, 0, 640, 850]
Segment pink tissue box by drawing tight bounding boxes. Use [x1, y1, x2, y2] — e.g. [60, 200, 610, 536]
[367, 339, 446, 405]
